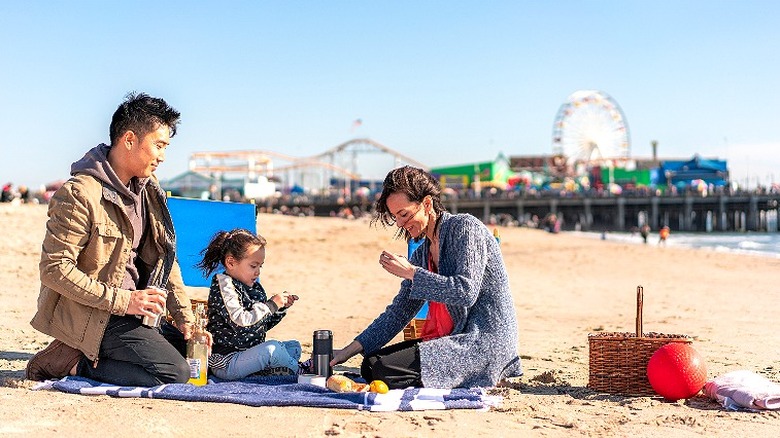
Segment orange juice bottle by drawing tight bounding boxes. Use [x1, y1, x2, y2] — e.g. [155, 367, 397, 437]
[187, 303, 208, 386]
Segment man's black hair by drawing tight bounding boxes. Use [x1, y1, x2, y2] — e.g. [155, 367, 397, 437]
[109, 92, 180, 145]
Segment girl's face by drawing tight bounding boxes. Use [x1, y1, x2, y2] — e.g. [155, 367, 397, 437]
[225, 244, 266, 287]
[386, 192, 430, 239]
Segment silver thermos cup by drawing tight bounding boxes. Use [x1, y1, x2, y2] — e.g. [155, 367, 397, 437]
[141, 286, 167, 328]
[312, 329, 333, 377]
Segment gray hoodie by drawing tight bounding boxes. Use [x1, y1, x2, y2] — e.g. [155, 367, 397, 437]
[70, 144, 149, 291]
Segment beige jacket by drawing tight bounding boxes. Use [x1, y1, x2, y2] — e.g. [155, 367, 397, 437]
[31, 174, 194, 360]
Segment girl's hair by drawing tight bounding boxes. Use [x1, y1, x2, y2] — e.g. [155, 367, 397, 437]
[196, 228, 267, 276]
[371, 166, 446, 241]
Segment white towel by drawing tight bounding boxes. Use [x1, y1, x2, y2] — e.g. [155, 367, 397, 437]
[704, 370, 780, 411]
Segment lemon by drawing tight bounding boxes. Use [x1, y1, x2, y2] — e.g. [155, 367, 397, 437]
[369, 380, 389, 394]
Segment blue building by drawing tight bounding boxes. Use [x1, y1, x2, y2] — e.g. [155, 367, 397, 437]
[660, 155, 729, 188]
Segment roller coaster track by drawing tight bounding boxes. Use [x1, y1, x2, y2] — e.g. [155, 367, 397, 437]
[310, 138, 429, 171]
[188, 138, 427, 181]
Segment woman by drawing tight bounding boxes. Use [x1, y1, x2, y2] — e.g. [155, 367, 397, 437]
[331, 166, 522, 389]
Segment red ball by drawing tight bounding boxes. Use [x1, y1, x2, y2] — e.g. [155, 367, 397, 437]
[646, 343, 707, 400]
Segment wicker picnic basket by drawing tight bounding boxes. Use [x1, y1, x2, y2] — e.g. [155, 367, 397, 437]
[166, 298, 209, 323]
[588, 286, 693, 396]
[402, 318, 427, 341]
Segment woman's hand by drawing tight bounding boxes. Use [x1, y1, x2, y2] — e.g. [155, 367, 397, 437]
[378, 251, 416, 280]
[330, 340, 364, 367]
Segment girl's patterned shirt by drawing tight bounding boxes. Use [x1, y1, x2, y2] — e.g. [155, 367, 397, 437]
[206, 273, 286, 357]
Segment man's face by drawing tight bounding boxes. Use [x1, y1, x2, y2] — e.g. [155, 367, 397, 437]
[129, 124, 170, 178]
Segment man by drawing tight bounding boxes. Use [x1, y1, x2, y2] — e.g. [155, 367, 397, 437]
[27, 92, 201, 386]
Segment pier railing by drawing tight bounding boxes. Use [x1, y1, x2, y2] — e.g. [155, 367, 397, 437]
[262, 192, 780, 233]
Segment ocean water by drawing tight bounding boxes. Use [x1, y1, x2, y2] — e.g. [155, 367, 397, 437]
[572, 230, 780, 259]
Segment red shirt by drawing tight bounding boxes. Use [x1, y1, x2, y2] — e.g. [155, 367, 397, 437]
[420, 252, 454, 341]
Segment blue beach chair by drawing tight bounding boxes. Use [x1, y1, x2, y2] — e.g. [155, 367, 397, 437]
[167, 197, 257, 308]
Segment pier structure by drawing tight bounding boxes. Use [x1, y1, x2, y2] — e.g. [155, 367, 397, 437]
[271, 193, 780, 233]
[446, 194, 779, 232]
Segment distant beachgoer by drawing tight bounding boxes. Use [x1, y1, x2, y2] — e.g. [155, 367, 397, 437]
[17, 185, 32, 203]
[640, 224, 651, 244]
[330, 166, 522, 389]
[1, 182, 13, 202]
[659, 226, 670, 245]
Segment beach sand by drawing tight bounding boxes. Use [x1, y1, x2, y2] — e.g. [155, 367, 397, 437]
[1, 203, 779, 437]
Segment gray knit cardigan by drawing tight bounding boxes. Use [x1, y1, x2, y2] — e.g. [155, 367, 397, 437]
[356, 212, 523, 388]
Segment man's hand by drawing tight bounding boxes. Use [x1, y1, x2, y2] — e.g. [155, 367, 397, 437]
[175, 321, 213, 354]
[128, 287, 167, 317]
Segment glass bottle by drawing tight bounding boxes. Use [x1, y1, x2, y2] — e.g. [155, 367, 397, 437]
[187, 303, 208, 386]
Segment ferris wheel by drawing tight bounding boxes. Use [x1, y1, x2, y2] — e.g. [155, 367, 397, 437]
[551, 90, 630, 164]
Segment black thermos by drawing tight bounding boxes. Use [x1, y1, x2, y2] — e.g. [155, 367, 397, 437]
[312, 329, 333, 377]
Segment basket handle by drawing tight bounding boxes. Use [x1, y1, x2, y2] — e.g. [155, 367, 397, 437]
[635, 285, 643, 337]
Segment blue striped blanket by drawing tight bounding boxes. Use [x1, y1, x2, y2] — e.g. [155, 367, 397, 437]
[35, 376, 500, 412]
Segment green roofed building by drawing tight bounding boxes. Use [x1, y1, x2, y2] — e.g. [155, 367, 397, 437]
[600, 167, 652, 187]
[430, 153, 514, 190]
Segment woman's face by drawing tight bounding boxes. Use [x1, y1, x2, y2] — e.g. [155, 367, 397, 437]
[386, 192, 429, 238]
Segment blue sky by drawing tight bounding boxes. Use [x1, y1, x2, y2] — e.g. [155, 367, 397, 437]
[1, 1, 778, 190]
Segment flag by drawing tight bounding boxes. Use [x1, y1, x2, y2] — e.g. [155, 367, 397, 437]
[351, 118, 362, 132]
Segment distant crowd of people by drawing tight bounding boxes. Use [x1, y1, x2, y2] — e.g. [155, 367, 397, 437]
[1, 182, 35, 204]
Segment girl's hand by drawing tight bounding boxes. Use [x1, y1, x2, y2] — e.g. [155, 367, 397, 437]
[270, 291, 299, 309]
[283, 293, 299, 308]
[378, 251, 416, 280]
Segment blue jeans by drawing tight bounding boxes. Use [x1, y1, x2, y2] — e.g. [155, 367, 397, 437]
[211, 340, 302, 380]
[76, 315, 190, 386]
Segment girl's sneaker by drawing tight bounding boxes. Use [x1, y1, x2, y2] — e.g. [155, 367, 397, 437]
[297, 358, 313, 375]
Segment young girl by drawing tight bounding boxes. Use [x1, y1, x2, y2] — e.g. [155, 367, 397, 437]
[197, 228, 308, 379]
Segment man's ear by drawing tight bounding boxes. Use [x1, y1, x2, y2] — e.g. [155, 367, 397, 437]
[122, 130, 136, 149]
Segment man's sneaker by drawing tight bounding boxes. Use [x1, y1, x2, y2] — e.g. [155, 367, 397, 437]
[25, 339, 83, 381]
